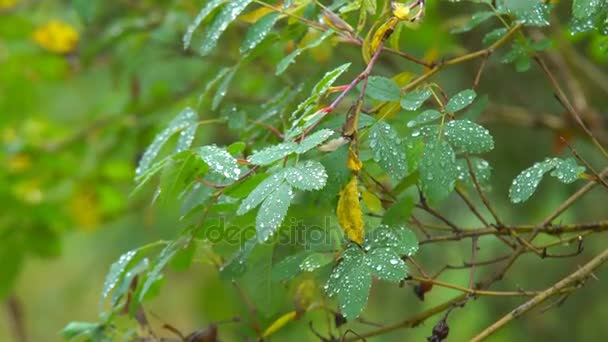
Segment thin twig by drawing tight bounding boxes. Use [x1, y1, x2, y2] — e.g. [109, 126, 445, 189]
[471, 247, 608, 341]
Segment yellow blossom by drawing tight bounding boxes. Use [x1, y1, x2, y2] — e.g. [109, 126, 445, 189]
[32, 20, 79, 54]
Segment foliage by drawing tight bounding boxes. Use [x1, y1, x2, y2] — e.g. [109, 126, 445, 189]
[2, 0, 608, 341]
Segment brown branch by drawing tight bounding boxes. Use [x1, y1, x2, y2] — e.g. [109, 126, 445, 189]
[471, 247, 608, 341]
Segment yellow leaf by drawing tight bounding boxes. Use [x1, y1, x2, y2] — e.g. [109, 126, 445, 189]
[294, 278, 317, 311]
[32, 20, 79, 54]
[362, 190, 383, 214]
[262, 311, 298, 338]
[7, 153, 31, 173]
[347, 146, 363, 171]
[240, 6, 275, 23]
[391, 2, 411, 21]
[337, 177, 364, 244]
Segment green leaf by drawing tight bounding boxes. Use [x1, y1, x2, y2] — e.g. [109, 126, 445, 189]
[212, 65, 238, 110]
[573, 0, 603, 19]
[197, 145, 242, 180]
[276, 30, 334, 75]
[300, 253, 334, 272]
[326, 226, 418, 318]
[285, 160, 328, 191]
[240, 12, 280, 54]
[272, 251, 311, 282]
[407, 109, 441, 127]
[364, 76, 401, 101]
[498, 0, 550, 27]
[483, 27, 508, 45]
[256, 182, 294, 241]
[312, 63, 351, 95]
[248, 142, 297, 165]
[401, 88, 432, 111]
[509, 159, 557, 203]
[369, 122, 408, 181]
[382, 193, 415, 226]
[326, 246, 372, 319]
[456, 157, 492, 188]
[296, 129, 335, 154]
[136, 108, 197, 179]
[237, 172, 286, 215]
[509, 158, 584, 203]
[445, 89, 477, 113]
[199, 0, 254, 56]
[367, 225, 419, 256]
[451, 11, 495, 34]
[221, 238, 257, 279]
[444, 119, 494, 153]
[183, 0, 226, 49]
[100, 249, 142, 308]
[61, 321, 104, 340]
[551, 158, 586, 183]
[158, 151, 204, 203]
[366, 248, 407, 281]
[419, 139, 457, 203]
[138, 242, 181, 302]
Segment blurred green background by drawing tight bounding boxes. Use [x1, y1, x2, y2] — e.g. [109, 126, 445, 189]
[1, 0, 608, 341]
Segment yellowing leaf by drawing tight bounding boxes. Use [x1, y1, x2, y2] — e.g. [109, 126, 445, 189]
[362, 190, 383, 214]
[33, 20, 79, 54]
[337, 177, 364, 244]
[347, 147, 363, 171]
[262, 311, 298, 338]
[367, 17, 398, 63]
[239, 6, 275, 23]
[391, 2, 411, 20]
[294, 278, 317, 311]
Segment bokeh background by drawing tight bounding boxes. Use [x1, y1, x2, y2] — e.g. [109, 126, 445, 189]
[1, 0, 608, 341]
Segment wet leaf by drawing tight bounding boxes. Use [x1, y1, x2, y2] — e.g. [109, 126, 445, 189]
[300, 253, 334, 272]
[456, 157, 492, 188]
[256, 182, 294, 241]
[364, 76, 401, 102]
[444, 119, 494, 153]
[337, 177, 364, 244]
[136, 108, 197, 179]
[509, 157, 585, 203]
[407, 109, 442, 128]
[451, 11, 495, 34]
[369, 122, 407, 181]
[248, 142, 298, 165]
[183, 0, 226, 49]
[419, 139, 457, 204]
[240, 12, 280, 54]
[445, 89, 476, 113]
[483, 27, 508, 45]
[285, 160, 328, 191]
[365, 248, 407, 281]
[197, 145, 242, 180]
[401, 88, 432, 111]
[296, 129, 334, 154]
[199, 0, 253, 56]
[238, 172, 286, 215]
[325, 246, 371, 319]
